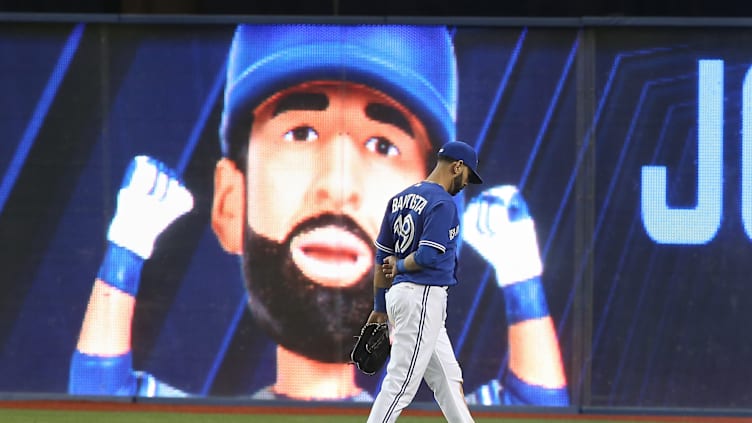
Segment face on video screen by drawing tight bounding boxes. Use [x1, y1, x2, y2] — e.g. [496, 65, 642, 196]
[240, 81, 432, 362]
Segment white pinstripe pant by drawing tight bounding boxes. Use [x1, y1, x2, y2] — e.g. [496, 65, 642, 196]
[367, 282, 474, 423]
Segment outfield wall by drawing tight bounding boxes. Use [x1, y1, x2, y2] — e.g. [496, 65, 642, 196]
[1, 13, 751, 415]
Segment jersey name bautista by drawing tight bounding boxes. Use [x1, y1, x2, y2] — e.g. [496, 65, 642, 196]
[391, 193, 428, 215]
[376, 182, 461, 287]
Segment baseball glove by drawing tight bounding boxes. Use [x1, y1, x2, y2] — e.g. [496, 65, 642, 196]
[350, 322, 390, 375]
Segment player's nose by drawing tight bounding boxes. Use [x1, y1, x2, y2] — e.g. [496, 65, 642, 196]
[313, 133, 363, 211]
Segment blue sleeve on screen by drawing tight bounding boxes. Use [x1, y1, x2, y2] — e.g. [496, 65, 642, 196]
[68, 350, 137, 396]
[502, 370, 570, 406]
[69, 350, 190, 398]
[96, 242, 144, 296]
[502, 276, 551, 324]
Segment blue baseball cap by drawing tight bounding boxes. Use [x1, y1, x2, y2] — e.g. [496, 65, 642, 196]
[221, 24, 458, 156]
[438, 141, 483, 184]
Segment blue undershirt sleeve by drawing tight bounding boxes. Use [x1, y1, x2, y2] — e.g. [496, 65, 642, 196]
[413, 244, 442, 267]
[375, 249, 390, 264]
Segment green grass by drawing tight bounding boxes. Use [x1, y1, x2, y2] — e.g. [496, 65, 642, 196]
[1, 405, 748, 423]
[0, 409, 551, 423]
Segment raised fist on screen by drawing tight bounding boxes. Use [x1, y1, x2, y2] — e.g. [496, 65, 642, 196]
[106, 155, 194, 259]
[462, 185, 543, 287]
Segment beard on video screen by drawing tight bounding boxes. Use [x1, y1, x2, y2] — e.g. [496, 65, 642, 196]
[242, 213, 375, 363]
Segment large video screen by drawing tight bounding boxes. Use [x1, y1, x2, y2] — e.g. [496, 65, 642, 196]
[3, 19, 751, 411]
[0, 22, 577, 407]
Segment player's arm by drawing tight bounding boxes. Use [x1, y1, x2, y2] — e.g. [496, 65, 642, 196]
[383, 200, 453, 278]
[69, 156, 193, 396]
[503, 280, 568, 406]
[366, 257, 391, 325]
[463, 185, 568, 406]
[380, 251, 422, 278]
[368, 205, 396, 325]
[368, 249, 430, 325]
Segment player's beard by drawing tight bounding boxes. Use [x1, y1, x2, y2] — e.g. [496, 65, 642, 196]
[449, 173, 464, 196]
[241, 214, 374, 363]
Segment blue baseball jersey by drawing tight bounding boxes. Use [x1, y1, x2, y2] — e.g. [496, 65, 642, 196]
[375, 181, 460, 287]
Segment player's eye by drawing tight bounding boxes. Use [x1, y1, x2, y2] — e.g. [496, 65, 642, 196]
[365, 136, 400, 157]
[283, 126, 318, 142]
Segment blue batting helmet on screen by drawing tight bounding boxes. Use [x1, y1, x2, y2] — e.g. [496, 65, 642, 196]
[220, 24, 457, 157]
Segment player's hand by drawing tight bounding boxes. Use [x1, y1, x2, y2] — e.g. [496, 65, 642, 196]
[462, 185, 542, 287]
[381, 256, 398, 279]
[366, 310, 388, 324]
[107, 156, 194, 259]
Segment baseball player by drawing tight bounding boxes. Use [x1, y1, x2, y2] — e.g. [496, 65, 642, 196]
[366, 140, 481, 422]
[68, 24, 568, 405]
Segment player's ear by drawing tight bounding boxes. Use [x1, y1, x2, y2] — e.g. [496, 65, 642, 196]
[211, 158, 245, 254]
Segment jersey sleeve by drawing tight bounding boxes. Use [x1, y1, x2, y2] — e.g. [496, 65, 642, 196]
[419, 200, 456, 253]
[374, 200, 395, 256]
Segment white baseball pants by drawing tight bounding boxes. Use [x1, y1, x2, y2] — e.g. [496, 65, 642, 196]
[367, 282, 474, 423]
